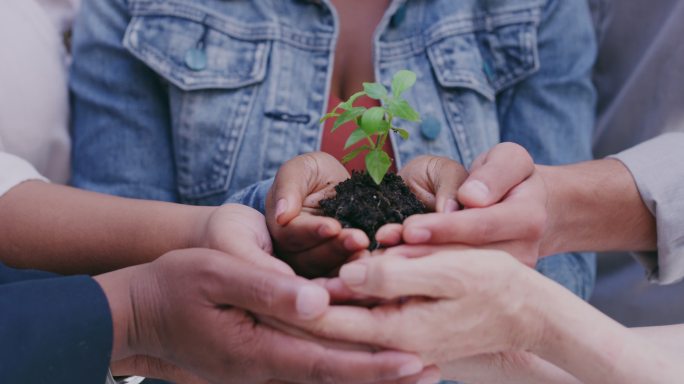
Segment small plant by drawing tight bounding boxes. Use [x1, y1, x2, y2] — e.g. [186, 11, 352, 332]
[320, 70, 420, 184]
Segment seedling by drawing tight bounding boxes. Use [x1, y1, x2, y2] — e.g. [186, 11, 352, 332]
[320, 70, 421, 184]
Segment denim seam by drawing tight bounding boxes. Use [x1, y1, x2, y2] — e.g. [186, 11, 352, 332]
[128, 0, 334, 50]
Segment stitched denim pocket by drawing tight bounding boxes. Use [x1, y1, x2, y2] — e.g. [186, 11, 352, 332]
[427, 6, 541, 98]
[123, 1, 273, 204]
[425, 4, 542, 164]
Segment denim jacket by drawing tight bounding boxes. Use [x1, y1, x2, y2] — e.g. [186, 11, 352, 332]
[70, 0, 597, 298]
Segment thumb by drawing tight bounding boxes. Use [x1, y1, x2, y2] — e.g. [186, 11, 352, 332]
[426, 157, 468, 213]
[459, 142, 534, 207]
[269, 152, 348, 225]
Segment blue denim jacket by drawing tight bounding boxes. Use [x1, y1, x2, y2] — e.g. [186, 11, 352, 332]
[70, 0, 597, 299]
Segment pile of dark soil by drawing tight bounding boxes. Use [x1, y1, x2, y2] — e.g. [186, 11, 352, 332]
[319, 171, 425, 249]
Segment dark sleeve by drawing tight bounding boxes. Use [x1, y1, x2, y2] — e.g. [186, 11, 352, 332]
[0, 264, 113, 384]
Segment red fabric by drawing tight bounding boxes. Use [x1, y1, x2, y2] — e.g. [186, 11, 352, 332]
[321, 94, 397, 174]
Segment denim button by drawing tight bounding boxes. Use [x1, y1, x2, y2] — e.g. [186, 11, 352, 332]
[420, 115, 441, 140]
[184, 48, 207, 71]
[390, 4, 407, 28]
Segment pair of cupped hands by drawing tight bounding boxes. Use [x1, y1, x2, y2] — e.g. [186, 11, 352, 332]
[111, 143, 553, 384]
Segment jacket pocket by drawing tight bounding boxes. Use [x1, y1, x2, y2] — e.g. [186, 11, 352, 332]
[123, 1, 272, 204]
[427, 5, 541, 99]
[425, 4, 542, 164]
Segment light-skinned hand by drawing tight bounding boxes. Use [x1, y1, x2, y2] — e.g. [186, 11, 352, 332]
[391, 143, 547, 267]
[375, 155, 468, 247]
[288, 250, 546, 366]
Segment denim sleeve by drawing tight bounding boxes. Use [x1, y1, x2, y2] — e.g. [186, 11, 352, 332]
[224, 177, 274, 214]
[497, 0, 598, 299]
[69, 0, 178, 202]
[0, 265, 113, 383]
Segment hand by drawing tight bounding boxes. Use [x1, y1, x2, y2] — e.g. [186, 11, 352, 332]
[200, 203, 293, 274]
[96, 248, 431, 384]
[396, 143, 547, 267]
[266, 152, 370, 278]
[440, 352, 580, 384]
[375, 156, 468, 246]
[111, 355, 209, 384]
[289, 250, 547, 366]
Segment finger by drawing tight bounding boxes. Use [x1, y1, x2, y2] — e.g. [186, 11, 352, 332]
[400, 156, 467, 212]
[375, 223, 403, 247]
[270, 153, 349, 225]
[317, 277, 378, 303]
[206, 256, 331, 320]
[402, 204, 545, 245]
[285, 228, 369, 278]
[460, 142, 534, 207]
[337, 252, 468, 299]
[424, 157, 467, 213]
[267, 366, 441, 384]
[232, 246, 295, 276]
[260, 329, 426, 384]
[276, 214, 342, 251]
[380, 244, 470, 259]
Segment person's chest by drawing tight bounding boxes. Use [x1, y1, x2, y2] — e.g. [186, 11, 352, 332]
[329, 0, 389, 100]
[120, 0, 541, 203]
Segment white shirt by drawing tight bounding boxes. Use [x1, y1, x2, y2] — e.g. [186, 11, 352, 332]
[0, 0, 76, 184]
[612, 133, 684, 284]
[0, 152, 47, 198]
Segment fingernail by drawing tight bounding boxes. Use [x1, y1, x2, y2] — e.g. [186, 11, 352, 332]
[460, 180, 490, 204]
[397, 360, 423, 377]
[296, 285, 329, 320]
[444, 198, 459, 213]
[339, 263, 368, 285]
[275, 199, 288, 221]
[318, 223, 335, 237]
[344, 232, 367, 250]
[406, 228, 431, 243]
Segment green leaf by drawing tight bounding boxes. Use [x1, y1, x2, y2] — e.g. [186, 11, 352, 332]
[342, 146, 370, 164]
[341, 91, 367, 109]
[365, 150, 392, 185]
[363, 82, 388, 100]
[388, 99, 420, 122]
[344, 128, 371, 149]
[319, 112, 339, 123]
[392, 70, 417, 98]
[392, 127, 410, 140]
[360, 107, 389, 136]
[332, 107, 366, 132]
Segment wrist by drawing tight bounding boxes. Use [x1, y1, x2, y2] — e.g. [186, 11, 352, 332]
[536, 164, 567, 256]
[537, 159, 656, 256]
[529, 275, 675, 383]
[94, 266, 141, 361]
[189, 206, 217, 249]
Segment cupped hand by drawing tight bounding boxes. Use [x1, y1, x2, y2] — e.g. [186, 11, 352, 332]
[201, 203, 293, 274]
[396, 142, 547, 267]
[266, 152, 370, 278]
[101, 248, 432, 384]
[375, 155, 468, 246]
[289, 249, 547, 366]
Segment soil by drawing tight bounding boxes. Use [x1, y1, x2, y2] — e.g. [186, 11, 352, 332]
[319, 171, 426, 249]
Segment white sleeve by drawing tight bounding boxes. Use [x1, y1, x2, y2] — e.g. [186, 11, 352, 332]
[0, 152, 48, 198]
[610, 132, 684, 284]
